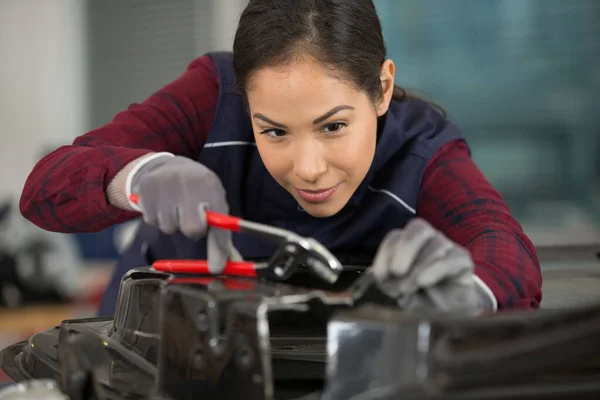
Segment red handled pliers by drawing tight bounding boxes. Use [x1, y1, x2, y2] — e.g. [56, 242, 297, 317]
[129, 193, 344, 284]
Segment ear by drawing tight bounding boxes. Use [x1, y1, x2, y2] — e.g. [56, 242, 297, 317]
[376, 59, 396, 116]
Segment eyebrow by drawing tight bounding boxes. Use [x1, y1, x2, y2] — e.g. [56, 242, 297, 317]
[253, 105, 355, 128]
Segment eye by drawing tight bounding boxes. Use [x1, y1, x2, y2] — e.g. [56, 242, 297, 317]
[322, 122, 347, 134]
[260, 128, 287, 138]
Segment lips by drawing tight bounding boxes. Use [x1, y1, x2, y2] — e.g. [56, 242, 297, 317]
[295, 184, 340, 203]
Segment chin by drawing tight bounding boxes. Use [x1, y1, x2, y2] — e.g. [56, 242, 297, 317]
[299, 201, 345, 218]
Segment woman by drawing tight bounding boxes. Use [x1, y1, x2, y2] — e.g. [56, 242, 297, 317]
[19, 0, 542, 315]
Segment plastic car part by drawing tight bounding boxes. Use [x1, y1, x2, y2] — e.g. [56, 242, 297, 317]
[2, 265, 600, 400]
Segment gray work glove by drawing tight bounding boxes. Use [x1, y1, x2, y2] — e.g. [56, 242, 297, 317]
[369, 218, 484, 316]
[130, 154, 240, 273]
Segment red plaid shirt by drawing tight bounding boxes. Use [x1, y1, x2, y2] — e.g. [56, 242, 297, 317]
[19, 56, 542, 310]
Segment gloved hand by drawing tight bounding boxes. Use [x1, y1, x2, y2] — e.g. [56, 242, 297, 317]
[369, 218, 484, 315]
[128, 154, 239, 273]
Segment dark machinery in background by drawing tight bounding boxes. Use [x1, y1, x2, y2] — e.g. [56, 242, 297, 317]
[0, 200, 82, 308]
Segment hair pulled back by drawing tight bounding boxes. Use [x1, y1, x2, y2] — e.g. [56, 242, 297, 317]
[233, 0, 444, 116]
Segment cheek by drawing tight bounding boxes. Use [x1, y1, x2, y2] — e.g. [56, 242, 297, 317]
[332, 118, 377, 175]
[254, 141, 289, 178]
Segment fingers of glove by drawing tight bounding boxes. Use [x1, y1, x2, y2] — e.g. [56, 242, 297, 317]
[376, 279, 407, 300]
[203, 199, 241, 271]
[371, 218, 440, 284]
[425, 280, 479, 315]
[205, 197, 233, 274]
[411, 228, 455, 271]
[207, 227, 233, 274]
[156, 209, 179, 235]
[135, 185, 158, 227]
[184, 166, 228, 213]
[398, 234, 453, 294]
[371, 223, 435, 299]
[181, 181, 228, 237]
[397, 246, 475, 296]
[136, 170, 176, 229]
[373, 226, 474, 303]
[195, 203, 210, 237]
[410, 238, 473, 286]
[387, 218, 439, 279]
[134, 156, 227, 232]
[179, 203, 209, 238]
[129, 154, 177, 191]
[399, 292, 437, 312]
[141, 209, 158, 227]
[371, 229, 406, 281]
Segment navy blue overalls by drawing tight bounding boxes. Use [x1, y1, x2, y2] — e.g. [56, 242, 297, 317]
[98, 51, 463, 316]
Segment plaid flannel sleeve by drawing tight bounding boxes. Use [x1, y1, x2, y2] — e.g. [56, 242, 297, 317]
[417, 139, 543, 310]
[19, 55, 220, 233]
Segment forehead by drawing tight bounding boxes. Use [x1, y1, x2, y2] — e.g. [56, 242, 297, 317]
[246, 58, 363, 109]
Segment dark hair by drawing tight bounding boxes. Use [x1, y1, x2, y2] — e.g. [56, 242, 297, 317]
[232, 0, 445, 117]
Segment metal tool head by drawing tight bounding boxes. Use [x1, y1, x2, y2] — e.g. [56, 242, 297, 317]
[207, 216, 344, 284]
[267, 233, 344, 284]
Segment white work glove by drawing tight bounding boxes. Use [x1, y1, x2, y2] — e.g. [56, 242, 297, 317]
[128, 154, 240, 273]
[369, 218, 485, 316]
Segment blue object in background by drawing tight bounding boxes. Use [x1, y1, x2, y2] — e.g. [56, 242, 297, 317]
[72, 220, 140, 260]
[0, 202, 11, 223]
[72, 226, 120, 260]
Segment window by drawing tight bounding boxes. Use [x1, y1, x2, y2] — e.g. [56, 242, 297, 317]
[376, 0, 600, 246]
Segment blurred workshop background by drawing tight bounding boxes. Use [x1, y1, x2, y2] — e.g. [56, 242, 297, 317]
[0, 0, 599, 381]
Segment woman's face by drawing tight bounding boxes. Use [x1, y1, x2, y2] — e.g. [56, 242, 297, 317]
[246, 57, 395, 217]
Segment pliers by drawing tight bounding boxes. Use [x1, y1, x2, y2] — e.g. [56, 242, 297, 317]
[129, 194, 344, 284]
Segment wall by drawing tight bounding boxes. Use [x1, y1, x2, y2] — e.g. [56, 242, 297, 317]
[0, 0, 89, 200]
[210, 0, 249, 52]
[0, 0, 248, 202]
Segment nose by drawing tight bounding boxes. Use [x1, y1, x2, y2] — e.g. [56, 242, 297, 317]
[293, 142, 328, 183]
